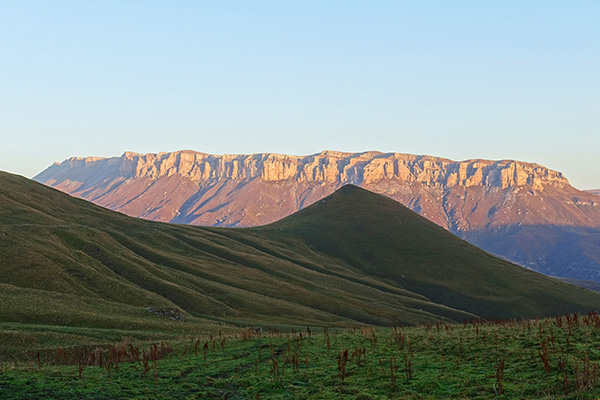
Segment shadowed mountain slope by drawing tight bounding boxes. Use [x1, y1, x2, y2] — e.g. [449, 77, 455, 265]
[2, 171, 600, 340]
[557, 277, 600, 293]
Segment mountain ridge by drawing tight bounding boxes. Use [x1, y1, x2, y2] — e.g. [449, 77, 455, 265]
[38, 149, 571, 191]
[34, 150, 600, 282]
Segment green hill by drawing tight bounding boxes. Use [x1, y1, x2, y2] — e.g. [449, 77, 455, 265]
[1, 171, 600, 349]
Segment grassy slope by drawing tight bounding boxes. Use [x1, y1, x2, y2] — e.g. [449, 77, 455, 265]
[3, 316, 600, 399]
[557, 277, 600, 292]
[2, 171, 600, 349]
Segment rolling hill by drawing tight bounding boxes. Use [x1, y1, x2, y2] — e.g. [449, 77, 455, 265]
[34, 150, 600, 283]
[3, 170, 600, 348]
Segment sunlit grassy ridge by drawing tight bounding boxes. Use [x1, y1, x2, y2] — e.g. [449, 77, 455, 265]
[2, 171, 600, 351]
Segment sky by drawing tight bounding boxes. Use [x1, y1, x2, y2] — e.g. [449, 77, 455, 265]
[1, 1, 598, 189]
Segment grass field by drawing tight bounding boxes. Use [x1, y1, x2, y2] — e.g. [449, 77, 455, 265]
[2, 313, 600, 399]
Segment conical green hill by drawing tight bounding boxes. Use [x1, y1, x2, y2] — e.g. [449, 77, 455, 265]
[248, 185, 600, 319]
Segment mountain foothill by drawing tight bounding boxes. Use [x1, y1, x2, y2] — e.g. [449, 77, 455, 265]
[3, 170, 600, 344]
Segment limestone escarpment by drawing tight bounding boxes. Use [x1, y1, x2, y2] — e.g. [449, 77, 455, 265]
[45, 150, 569, 190]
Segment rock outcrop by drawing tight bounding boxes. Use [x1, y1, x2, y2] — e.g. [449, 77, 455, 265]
[35, 150, 600, 281]
[44, 150, 569, 189]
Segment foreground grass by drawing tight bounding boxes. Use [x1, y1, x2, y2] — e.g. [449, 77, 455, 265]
[3, 314, 600, 399]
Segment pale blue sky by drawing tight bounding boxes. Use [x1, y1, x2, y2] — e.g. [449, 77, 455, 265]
[1, 1, 598, 189]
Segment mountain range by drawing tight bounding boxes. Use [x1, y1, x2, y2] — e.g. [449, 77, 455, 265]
[3, 170, 600, 347]
[35, 150, 600, 282]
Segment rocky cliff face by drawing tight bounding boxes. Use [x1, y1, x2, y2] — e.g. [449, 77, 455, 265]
[47, 150, 569, 189]
[35, 150, 600, 281]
